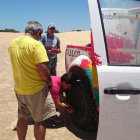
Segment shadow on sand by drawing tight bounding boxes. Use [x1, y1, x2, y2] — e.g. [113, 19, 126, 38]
[28, 110, 97, 140]
[44, 111, 97, 140]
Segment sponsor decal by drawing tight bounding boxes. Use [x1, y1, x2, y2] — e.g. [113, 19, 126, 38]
[102, 13, 117, 20]
[65, 48, 80, 57]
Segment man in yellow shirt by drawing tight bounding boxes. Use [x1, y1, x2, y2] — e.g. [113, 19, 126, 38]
[8, 21, 56, 140]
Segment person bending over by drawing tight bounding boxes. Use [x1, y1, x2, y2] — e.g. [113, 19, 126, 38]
[49, 73, 76, 114]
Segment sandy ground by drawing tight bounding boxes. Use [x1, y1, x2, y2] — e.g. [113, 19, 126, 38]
[0, 31, 97, 140]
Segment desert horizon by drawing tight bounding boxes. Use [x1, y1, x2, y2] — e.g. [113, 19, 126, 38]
[0, 31, 95, 140]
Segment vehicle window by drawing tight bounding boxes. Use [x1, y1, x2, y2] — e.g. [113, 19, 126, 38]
[98, 0, 140, 65]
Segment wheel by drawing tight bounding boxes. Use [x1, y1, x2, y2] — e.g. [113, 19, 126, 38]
[66, 76, 99, 130]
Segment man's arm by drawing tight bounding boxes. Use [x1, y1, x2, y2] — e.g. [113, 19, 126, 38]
[36, 62, 52, 89]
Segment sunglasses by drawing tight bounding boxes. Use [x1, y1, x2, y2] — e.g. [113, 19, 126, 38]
[50, 27, 55, 30]
[38, 32, 42, 39]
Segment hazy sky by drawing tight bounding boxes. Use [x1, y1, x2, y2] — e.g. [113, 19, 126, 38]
[0, 0, 90, 33]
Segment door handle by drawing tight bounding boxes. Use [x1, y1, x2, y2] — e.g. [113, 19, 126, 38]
[104, 87, 140, 94]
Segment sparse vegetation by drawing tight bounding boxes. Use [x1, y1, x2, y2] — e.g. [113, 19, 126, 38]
[71, 30, 83, 32]
[0, 29, 20, 33]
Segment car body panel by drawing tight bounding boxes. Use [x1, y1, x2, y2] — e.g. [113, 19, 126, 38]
[88, 0, 140, 140]
[65, 0, 140, 139]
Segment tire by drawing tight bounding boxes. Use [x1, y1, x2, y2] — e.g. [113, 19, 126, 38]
[66, 76, 99, 130]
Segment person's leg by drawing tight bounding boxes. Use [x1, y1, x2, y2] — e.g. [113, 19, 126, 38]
[17, 116, 30, 140]
[46, 57, 57, 75]
[28, 87, 56, 139]
[52, 64, 56, 76]
[15, 94, 32, 139]
[34, 121, 46, 140]
[51, 57, 57, 76]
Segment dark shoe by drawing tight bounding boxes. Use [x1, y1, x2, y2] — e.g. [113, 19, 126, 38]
[49, 115, 63, 123]
[12, 127, 17, 131]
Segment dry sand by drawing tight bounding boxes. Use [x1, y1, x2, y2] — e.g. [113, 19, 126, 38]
[0, 31, 97, 140]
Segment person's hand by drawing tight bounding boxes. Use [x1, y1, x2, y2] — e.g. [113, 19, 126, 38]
[50, 49, 58, 54]
[47, 50, 52, 54]
[47, 49, 58, 54]
[66, 106, 74, 114]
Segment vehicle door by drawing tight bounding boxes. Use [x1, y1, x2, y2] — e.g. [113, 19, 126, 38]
[88, 0, 140, 140]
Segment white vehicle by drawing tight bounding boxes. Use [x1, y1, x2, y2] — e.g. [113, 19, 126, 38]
[65, 0, 140, 139]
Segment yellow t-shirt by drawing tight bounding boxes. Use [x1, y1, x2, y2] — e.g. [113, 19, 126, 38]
[8, 36, 49, 95]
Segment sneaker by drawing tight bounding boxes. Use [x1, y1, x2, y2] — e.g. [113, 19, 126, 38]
[49, 115, 63, 123]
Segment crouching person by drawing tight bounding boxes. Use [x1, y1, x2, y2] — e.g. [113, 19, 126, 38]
[8, 21, 56, 140]
[49, 73, 76, 114]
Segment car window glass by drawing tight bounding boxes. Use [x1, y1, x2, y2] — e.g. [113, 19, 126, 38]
[98, 0, 140, 65]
